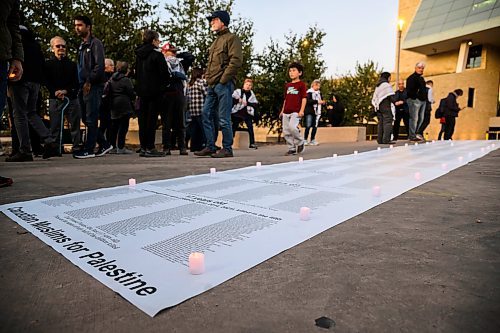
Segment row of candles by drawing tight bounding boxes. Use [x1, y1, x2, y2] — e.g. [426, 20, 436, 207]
[130, 142, 497, 274]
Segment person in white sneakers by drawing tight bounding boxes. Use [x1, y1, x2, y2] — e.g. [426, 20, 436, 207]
[231, 78, 259, 149]
[303, 79, 325, 146]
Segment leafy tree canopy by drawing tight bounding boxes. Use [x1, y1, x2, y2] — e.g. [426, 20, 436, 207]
[161, 0, 254, 82]
[324, 61, 381, 126]
[21, 0, 159, 63]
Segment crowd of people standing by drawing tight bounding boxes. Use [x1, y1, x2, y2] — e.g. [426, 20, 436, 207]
[372, 61, 465, 144]
[1, 8, 261, 165]
[1, 1, 465, 186]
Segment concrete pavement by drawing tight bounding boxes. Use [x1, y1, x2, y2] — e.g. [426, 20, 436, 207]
[0, 141, 499, 332]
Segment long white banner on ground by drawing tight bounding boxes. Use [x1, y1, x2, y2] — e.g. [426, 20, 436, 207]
[1, 141, 497, 316]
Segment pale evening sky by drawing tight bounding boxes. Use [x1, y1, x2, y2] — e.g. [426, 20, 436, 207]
[159, 0, 400, 77]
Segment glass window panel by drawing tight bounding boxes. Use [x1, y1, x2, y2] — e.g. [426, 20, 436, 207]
[490, 7, 500, 17]
[425, 15, 447, 27]
[413, 8, 431, 21]
[404, 30, 421, 41]
[466, 45, 482, 68]
[465, 11, 493, 24]
[420, 24, 442, 36]
[452, 0, 475, 10]
[409, 20, 426, 30]
[441, 18, 466, 30]
[419, 0, 437, 10]
[446, 7, 472, 21]
[472, 0, 496, 13]
[428, 2, 454, 17]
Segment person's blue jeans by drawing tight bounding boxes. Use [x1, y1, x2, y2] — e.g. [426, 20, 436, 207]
[201, 82, 234, 152]
[304, 114, 318, 141]
[79, 83, 105, 152]
[407, 98, 426, 140]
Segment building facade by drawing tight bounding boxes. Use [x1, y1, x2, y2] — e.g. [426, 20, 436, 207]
[398, 0, 500, 139]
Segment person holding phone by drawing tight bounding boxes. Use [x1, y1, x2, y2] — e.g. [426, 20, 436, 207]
[443, 89, 464, 140]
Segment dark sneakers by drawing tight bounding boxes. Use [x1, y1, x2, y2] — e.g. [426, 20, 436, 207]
[194, 147, 216, 157]
[297, 142, 305, 154]
[5, 152, 34, 162]
[211, 148, 233, 158]
[96, 144, 114, 157]
[0, 176, 13, 187]
[42, 142, 59, 159]
[249, 144, 258, 149]
[285, 150, 297, 156]
[179, 148, 189, 155]
[73, 150, 96, 159]
[144, 149, 165, 157]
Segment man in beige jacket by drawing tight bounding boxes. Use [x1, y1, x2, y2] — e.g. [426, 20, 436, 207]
[195, 10, 242, 158]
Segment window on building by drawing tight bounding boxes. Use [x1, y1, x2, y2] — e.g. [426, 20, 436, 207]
[466, 45, 482, 69]
[467, 88, 475, 108]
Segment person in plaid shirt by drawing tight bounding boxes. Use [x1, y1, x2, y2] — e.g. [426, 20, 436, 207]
[186, 67, 207, 152]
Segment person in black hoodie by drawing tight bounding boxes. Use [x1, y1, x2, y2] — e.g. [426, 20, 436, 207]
[405, 62, 427, 141]
[443, 89, 464, 140]
[108, 61, 135, 154]
[44, 35, 81, 153]
[326, 94, 344, 127]
[134, 29, 171, 157]
[6, 23, 58, 162]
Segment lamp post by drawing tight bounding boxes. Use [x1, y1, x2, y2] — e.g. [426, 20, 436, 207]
[396, 19, 404, 84]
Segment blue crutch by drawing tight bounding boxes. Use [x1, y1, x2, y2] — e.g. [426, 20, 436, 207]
[59, 97, 70, 156]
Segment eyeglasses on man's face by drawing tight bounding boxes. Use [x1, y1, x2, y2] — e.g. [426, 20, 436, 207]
[54, 44, 66, 49]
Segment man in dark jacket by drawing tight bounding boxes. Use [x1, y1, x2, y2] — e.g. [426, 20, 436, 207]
[73, 15, 111, 159]
[44, 35, 81, 153]
[443, 89, 464, 140]
[195, 10, 242, 158]
[134, 29, 171, 157]
[405, 62, 427, 141]
[393, 80, 409, 140]
[1, 0, 23, 184]
[6, 24, 58, 162]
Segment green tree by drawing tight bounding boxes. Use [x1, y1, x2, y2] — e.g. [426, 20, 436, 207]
[252, 25, 327, 134]
[21, 0, 159, 63]
[161, 0, 254, 81]
[326, 61, 381, 126]
[287, 25, 326, 85]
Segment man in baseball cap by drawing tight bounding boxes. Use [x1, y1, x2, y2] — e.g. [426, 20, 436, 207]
[195, 9, 242, 158]
[206, 10, 230, 26]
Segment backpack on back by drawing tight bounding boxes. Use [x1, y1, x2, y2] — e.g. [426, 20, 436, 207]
[434, 98, 446, 119]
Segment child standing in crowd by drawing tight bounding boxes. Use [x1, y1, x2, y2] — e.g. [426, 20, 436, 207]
[304, 79, 325, 146]
[280, 62, 307, 156]
[231, 78, 259, 149]
[186, 67, 207, 152]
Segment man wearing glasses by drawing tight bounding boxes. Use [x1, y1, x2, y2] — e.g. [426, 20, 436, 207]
[405, 62, 427, 142]
[44, 36, 81, 154]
